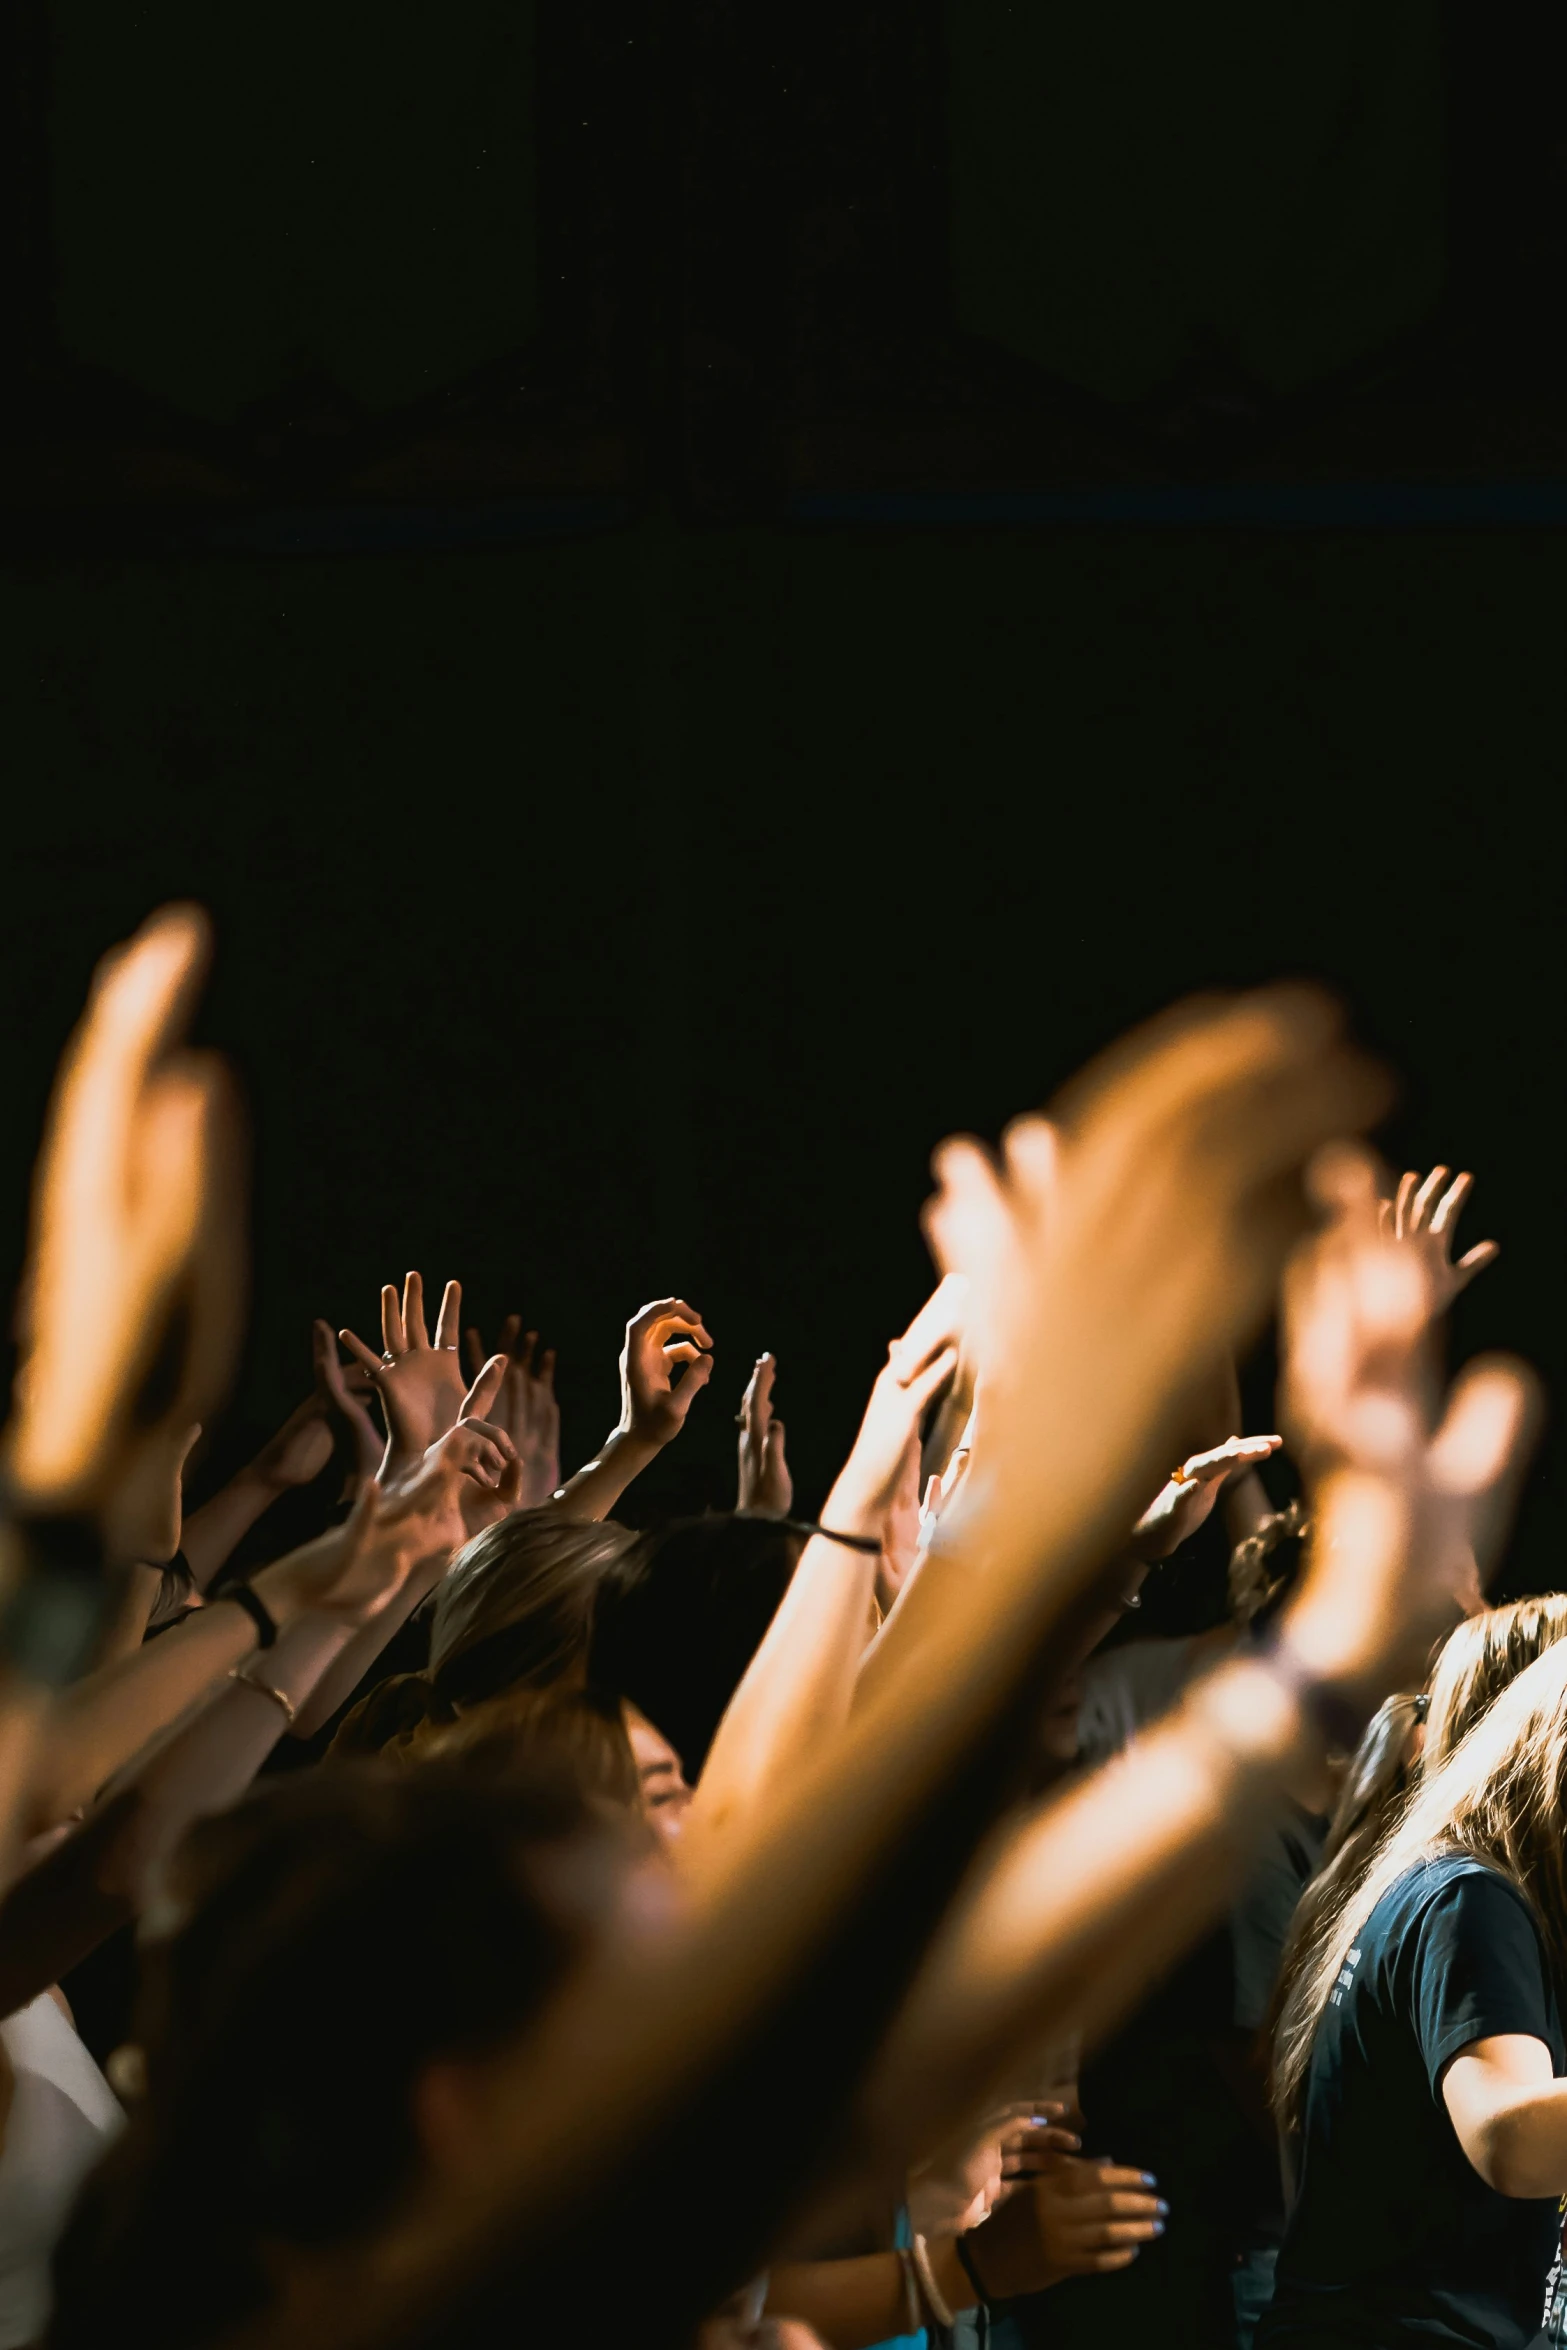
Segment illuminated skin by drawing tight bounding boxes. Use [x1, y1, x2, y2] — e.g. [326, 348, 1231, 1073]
[624, 1702, 693, 1844]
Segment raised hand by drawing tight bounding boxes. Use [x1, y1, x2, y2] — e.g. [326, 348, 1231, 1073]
[619, 1298, 715, 1446]
[4, 904, 245, 1571]
[829, 1276, 965, 1534]
[464, 1317, 560, 1509]
[312, 1318, 385, 1487]
[1277, 1142, 1538, 1705]
[248, 1392, 336, 1497]
[736, 1354, 792, 1517]
[338, 1270, 468, 1476]
[1130, 1430, 1284, 1560]
[262, 1420, 517, 1629]
[1380, 1164, 1499, 1309]
[917, 989, 1391, 1588]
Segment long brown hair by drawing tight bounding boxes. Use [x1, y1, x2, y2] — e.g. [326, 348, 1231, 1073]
[1272, 1636, 1567, 2133]
[1425, 1596, 1567, 1768]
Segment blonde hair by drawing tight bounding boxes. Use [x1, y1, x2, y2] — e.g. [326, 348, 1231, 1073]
[1425, 1596, 1567, 1768]
[329, 1512, 635, 1761]
[1272, 1636, 1567, 2133]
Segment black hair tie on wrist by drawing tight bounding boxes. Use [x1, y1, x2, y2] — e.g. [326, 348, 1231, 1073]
[779, 1519, 883, 1555]
[954, 2232, 994, 2310]
[225, 1582, 278, 1649]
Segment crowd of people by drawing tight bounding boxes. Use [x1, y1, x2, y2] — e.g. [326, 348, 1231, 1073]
[0, 902, 1560, 2350]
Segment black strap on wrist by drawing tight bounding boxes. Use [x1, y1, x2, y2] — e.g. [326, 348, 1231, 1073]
[954, 2232, 994, 2311]
[780, 1518, 883, 1555]
[224, 1582, 278, 1649]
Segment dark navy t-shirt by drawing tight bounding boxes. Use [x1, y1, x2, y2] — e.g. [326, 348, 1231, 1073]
[1260, 1854, 1565, 2349]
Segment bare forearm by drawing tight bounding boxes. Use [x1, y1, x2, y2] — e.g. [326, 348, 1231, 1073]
[685, 1498, 879, 1863]
[89, 1562, 165, 1668]
[28, 1598, 263, 1830]
[180, 1468, 279, 1589]
[108, 1616, 354, 1897]
[546, 1428, 661, 1523]
[858, 1656, 1313, 2151]
[291, 1562, 446, 1740]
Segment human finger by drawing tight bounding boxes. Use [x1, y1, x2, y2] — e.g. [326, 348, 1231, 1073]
[460, 1354, 509, 1423]
[1428, 1170, 1473, 1237]
[890, 1276, 969, 1381]
[1082, 2215, 1165, 2245]
[401, 1270, 430, 1349]
[904, 1345, 960, 1420]
[647, 1311, 713, 1354]
[339, 1328, 384, 1378]
[498, 1312, 522, 1358]
[1408, 1165, 1450, 1233]
[1454, 1239, 1500, 1288]
[663, 1339, 704, 1368]
[313, 1318, 348, 1390]
[1081, 2164, 1160, 2194]
[634, 1298, 713, 1345]
[458, 1419, 517, 1459]
[537, 1345, 557, 1393]
[433, 1278, 462, 1352]
[1391, 1169, 1418, 1241]
[380, 1283, 406, 1356]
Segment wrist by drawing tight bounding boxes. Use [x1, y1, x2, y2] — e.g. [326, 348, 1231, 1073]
[818, 1471, 886, 1541]
[928, 2232, 977, 2315]
[247, 1556, 319, 1633]
[609, 1423, 664, 1464]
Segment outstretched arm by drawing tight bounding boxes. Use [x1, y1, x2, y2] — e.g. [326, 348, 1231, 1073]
[245, 987, 1391, 2350]
[852, 1142, 1535, 2156]
[289, 1412, 520, 1741]
[548, 1299, 714, 1522]
[682, 1285, 961, 1870]
[0, 905, 246, 1874]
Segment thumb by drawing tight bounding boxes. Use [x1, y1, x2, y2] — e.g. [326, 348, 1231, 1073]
[459, 1354, 509, 1424]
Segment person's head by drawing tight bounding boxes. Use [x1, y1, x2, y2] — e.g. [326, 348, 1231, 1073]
[1424, 1594, 1567, 1769]
[1318, 1690, 1427, 1875]
[52, 1762, 619, 2350]
[418, 1682, 641, 1812]
[588, 1514, 804, 1782]
[330, 1510, 636, 1758]
[1274, 1637, 1567, 2135]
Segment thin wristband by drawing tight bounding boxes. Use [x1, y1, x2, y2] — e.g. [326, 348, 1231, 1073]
[223, 1582, 278, 1650]
[910, 2233, 955, 2329]
[228, 1669, 296, 1726]
[953, 2232, 993, 2311]
[894, 2246, 922, 2339]
[782, 1519, 883, 1555]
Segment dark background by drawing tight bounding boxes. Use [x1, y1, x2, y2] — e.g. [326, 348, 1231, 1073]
[0, 5, 1560, 1593]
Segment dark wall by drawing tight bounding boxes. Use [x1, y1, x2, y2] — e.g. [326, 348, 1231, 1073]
[0, 518, 1559, 1581]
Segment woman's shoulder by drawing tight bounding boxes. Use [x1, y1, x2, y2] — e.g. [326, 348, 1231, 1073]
[1365, 1850, 1538, 1956]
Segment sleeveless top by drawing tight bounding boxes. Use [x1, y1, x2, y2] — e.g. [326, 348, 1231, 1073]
[0, 1995, 123, 2347]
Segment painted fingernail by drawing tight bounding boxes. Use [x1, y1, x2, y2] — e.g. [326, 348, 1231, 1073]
[1151, 2219, 1166, 2237]
[1155, 2200, 1169, 2217]
[1141, 2173, 1158, 2188]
